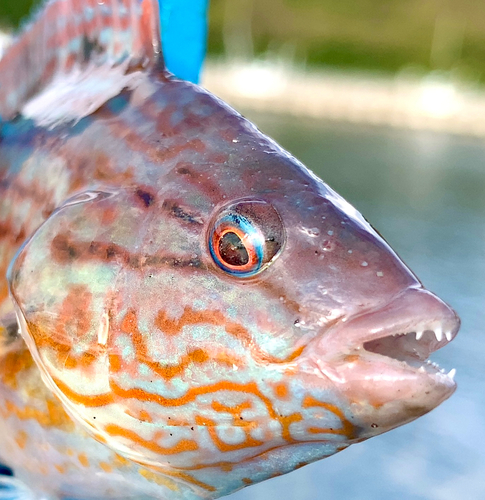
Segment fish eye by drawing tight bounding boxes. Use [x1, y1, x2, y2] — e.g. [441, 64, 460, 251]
[208, 200, 285, 277]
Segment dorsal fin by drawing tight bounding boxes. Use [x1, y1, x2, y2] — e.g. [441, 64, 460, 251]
[0, 0, 163, 123]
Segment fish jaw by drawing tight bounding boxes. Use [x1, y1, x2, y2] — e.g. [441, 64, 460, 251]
[302, 286, 459, 437]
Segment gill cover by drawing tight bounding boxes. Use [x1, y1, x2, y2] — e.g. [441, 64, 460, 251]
[8, 189, 333, 480]
[7, 189, 202, 465]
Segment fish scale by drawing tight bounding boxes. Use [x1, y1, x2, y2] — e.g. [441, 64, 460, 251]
[0, 0, 459, 499]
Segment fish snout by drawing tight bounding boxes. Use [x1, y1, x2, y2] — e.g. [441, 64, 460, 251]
[306, 287, 460, 435]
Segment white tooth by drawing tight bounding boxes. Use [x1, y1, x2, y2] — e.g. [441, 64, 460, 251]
[445, 330, 452, 341]
[416, 330, 424, 340]
[418, 366, 425, 373]
[435, 327, 443, 342]
[448, 368, 456, 380]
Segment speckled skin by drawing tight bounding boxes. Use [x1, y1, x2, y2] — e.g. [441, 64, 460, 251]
[0, 1, 459, 499]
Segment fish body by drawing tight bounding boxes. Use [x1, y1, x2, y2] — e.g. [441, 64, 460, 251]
[0, 1, 459, 499]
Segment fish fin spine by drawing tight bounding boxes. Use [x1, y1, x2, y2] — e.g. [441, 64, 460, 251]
[0, 0, 163, 120]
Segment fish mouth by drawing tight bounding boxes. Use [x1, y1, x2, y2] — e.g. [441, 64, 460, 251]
[321, 286, 459, 374]
[310, 287, 459, 431]
[362, 325, 455, 376]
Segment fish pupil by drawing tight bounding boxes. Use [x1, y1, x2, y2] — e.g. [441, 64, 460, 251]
[219, 232, 249, 266]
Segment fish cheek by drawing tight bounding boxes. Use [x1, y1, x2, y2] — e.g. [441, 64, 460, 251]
[8, 190, 332, 468]
[6, 190, 273, 465]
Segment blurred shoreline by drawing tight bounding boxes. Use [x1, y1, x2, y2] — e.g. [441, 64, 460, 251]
[203, 59, 485, 138]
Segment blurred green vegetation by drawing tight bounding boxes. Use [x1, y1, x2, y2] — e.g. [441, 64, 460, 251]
[0, 0, 36, 29]
[2, 0, 485, 82]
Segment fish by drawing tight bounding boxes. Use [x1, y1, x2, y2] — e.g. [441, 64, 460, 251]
[0, 0, 460, 499]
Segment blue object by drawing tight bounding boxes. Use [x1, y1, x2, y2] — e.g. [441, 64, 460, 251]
[160, 0, 209, 83]
[0, 464, 13, 476]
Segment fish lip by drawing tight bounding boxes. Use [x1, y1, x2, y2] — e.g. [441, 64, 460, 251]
[316, 286, 459, 380]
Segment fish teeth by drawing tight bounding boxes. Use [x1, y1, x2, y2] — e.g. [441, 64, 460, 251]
[413, 326, 451, 342]
[448, 368, 456, 380]
[434, 327, 443, 342]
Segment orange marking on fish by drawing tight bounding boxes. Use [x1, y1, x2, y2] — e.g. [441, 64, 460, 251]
[273, 382, 289, 400]
[212, 350, 245, 368]
[99, 462, 113, 473]
[93, 432, 108, 444]
[211, 400, 252, 415]
[279, 412, 303, 442]
[302, 396, 357, 439]
[124, 408, 154, 423]
[137, 467, 180, 491]
[56, 374, 303, 443]
[173, 459, 235, 472]
[166, 416, 191, 427]
[55, 464, 67, 474]
[0, 277, 8, 304]
[105, 424, 199, 455]
[3, 398, 74, 431]
[51, 376, 115, 407]
[100, 206, 119, 225]
[113, 454, 131, 468]
[0, 218, 26, 244]
[14, 430, 28, 449]
[142, 348, 209, 380]
[344, 354, 360, 363]
[155, 306, 304, 363]
[242, 477, 253, 485]
[136, 462, 216, 493]
[56, 285, 93, 342]
[154, 307, 222, 336]
[109, 354, 123, 372]
[26, 285, 101, 371]
[109, 380, 263, 410]
[64, 351, 97, 370]
[110, 379, 303, 443]
[92, 153, 135, 185]
[122, 309, 239, 378]
[27, 321, 71, 362]
[120, 309, 139, 335]
[0, 346, 35, 389]
[195, 414, 264, 453]
[78, 453, 90, 467]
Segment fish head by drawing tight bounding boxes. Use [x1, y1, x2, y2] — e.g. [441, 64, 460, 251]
[8, 83, 459, 495]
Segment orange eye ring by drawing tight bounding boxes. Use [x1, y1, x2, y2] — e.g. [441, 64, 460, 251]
[208, 200, 285, 278]
[210, 213, 264, 276]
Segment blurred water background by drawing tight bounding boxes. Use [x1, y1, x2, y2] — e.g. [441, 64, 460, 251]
[1, 0, 484, 499]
